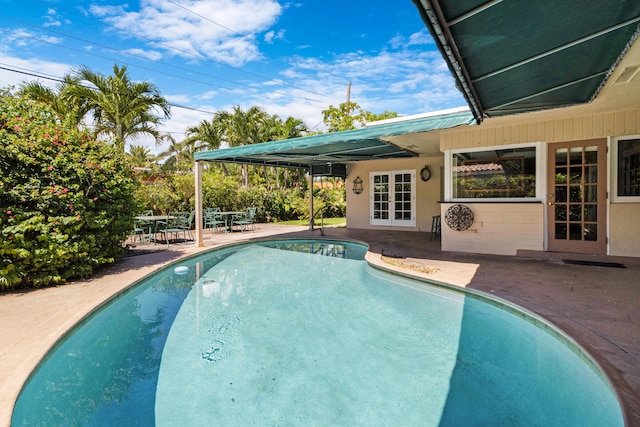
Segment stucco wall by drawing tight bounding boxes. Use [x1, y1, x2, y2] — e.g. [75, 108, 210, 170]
[440, 203, 544, 256]
[346, 156, 443, 232]
[609, 203, 640, 257]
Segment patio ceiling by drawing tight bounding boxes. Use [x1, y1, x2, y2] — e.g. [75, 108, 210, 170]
[194, 109, 474, 175]
[412, 0, 640, 123]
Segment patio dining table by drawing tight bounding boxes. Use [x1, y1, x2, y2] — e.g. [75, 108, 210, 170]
[217, 211, 243, 232]
[134, 215, 175, 243]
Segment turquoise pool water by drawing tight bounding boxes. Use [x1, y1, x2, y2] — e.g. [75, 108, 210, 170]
[12, 240, 623, 426]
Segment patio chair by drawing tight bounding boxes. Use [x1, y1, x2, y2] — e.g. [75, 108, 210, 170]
[180, 210, 196, 239]
[158, 212, 189, 245]
[204, 207, 225, 233]
[231, 207, 256, 232]
[430, 215, 441, 241]
[130, 218, 152, 245]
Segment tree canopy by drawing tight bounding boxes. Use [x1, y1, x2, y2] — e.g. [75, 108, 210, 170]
[20, 64, 171, 152]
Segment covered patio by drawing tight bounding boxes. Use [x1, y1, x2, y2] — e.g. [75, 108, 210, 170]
[191, 108, 475, 245]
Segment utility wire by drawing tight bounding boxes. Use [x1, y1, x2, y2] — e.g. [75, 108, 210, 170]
[31, 1, 337, 98]
[0, 63, 217, 116]
[0, 21, 328, 105]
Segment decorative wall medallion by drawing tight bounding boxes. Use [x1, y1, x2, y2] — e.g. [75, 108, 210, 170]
[445, 204, 474, 231]
[419, 165, 431, 182]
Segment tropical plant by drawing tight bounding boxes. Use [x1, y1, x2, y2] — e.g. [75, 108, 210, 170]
[0, 89, 138, 289]
[322, 101, 398, 131]
[127, 144, 155, 168]
[156, 134, 194, 173]
[66, 64, 171, 151]
[19, 75, 90, 127]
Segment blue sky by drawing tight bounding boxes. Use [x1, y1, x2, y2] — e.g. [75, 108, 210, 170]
[1, 0, 466, 154]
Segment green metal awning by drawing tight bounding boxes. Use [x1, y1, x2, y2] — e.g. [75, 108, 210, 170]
[194, 110, 474, 175]
[413, 0, 640, 123]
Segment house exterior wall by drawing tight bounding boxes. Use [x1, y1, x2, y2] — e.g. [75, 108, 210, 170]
[440, 108, 640, 149]
[610, 204, 640, 257]
[344, 107, 640, 257]
[439, 107, 640, 257]
[440, 203, 544, 256]
[346, 156, 443, 232]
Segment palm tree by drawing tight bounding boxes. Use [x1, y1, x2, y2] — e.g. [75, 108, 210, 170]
[184, 118, 223, 151]
[127, 145, 154, 168]
[216, 106, 271, 147]
[156, 134, 192, 173]
[184, 117, 230, 175]
[68, 64, 171, 151]
[213, 106, 272, 186]
[276, 116, 308, 140]
[19, 75, 89, 127]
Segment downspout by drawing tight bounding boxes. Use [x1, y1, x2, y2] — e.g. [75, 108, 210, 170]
[194, 161, 204, 247]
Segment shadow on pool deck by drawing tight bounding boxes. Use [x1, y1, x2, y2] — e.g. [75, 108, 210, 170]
[1, 223, 639, 426]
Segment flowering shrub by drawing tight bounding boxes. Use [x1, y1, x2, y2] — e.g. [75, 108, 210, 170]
[0, 90, 138, 289]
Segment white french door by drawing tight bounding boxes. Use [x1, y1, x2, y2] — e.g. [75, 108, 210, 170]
[370, 170, 416, 227]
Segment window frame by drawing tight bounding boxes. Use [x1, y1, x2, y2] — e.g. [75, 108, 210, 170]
[445, 142, 544, 202]
[611, 134, 640, 203]
[369, 170, 416, 227]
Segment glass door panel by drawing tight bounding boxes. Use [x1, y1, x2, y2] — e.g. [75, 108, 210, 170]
[547, 140, 606, 254]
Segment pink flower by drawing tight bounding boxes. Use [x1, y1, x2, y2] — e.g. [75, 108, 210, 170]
[5, 210, 11, 215]
[48, 166, 53, 171]
[69, 204, 74, 211]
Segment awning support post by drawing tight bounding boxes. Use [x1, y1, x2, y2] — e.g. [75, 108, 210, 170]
[308, 170, 314, 231]
[194, 161, 204, 247]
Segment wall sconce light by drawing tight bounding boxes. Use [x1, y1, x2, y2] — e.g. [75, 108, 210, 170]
[352, 176, 364, 195]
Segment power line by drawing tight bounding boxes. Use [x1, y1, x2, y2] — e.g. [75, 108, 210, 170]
[166, 0, 242, 35]
[0, 20, 329, 106]
[26, 2, 336, 99]
[0, 63, 218, 115]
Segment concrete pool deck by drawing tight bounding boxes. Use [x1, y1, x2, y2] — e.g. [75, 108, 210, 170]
[1, 224, 639, 426]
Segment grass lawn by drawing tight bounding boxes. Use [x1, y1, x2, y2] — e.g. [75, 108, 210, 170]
[274, 217, 346, 227]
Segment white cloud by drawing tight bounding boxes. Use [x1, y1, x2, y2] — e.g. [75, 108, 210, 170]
[264, 29, 285, 44]
[0, 28, 63, 50]
[122, 48, 163, 61]
[90, 0, 283, 66]
[0, 53, 71, 89]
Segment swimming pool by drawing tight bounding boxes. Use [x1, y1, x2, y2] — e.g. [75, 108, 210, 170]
[12, 239, 623, 426]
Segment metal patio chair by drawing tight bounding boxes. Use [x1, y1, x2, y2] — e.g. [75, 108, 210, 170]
[204, 207, 226, 233]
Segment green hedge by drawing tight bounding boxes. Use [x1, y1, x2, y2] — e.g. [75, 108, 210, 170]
[0, 91, 137, 289]
[135, 170, 345, 223]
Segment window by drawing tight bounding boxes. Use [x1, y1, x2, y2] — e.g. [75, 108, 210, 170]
[612, 136, 640, 202]
[370, 170, 416, 227]
[450, 145, 539, 200]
